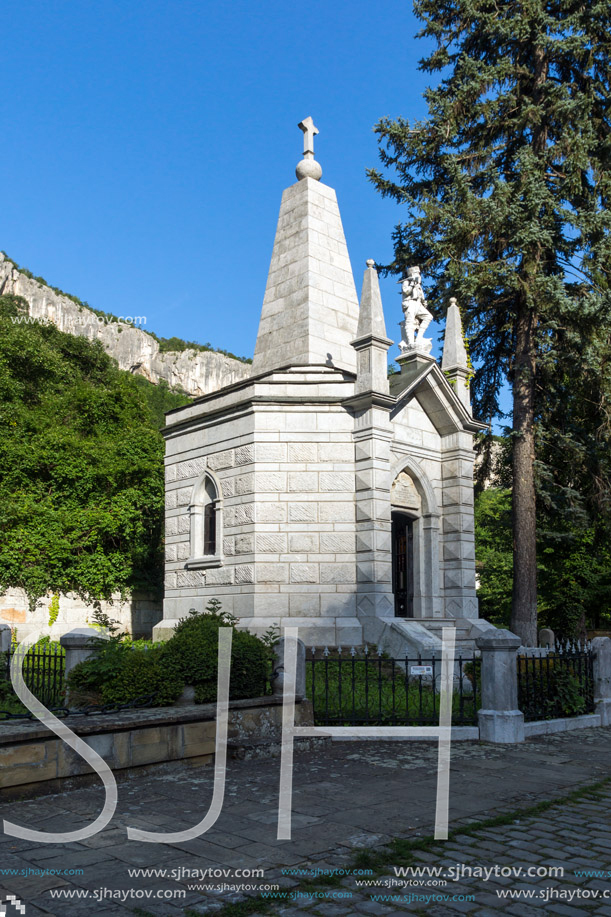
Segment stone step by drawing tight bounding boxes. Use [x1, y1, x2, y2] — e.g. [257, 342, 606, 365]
[410, 619, 479, 655]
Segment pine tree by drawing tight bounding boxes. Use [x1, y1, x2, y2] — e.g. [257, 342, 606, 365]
[369, 0, 611, 645]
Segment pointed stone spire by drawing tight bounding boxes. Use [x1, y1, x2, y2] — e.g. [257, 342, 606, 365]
[352, 260, 392, 395]
[357, 260, 387, 340]
[251, 120, 359, 375]
[442, 297, 472, 409]
[442, 298, 469, 370]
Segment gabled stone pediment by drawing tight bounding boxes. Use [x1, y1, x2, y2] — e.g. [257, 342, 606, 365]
[390, 357, 486, 436]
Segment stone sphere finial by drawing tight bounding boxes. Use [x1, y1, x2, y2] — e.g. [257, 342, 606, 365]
[366, 259, 376, 268]
[296, 117, 322, 181]
[296, 158, 323, 181]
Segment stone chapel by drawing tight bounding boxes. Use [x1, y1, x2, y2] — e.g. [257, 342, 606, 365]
[155, 118, 492, 655]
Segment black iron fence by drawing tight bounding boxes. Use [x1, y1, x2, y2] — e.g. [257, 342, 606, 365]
[517, 641, 595, 722]
[2, 641, 65, 712]
[308, 646, 479, 727]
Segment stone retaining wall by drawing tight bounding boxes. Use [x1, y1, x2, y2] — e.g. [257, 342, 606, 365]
[0, 696, 313, 798]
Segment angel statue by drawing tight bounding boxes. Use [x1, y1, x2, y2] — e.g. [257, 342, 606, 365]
[398, 266, 434, 353]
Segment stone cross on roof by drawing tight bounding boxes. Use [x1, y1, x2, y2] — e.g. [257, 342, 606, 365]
[296, 117, 322, 181]
[298, 117, 319, 158]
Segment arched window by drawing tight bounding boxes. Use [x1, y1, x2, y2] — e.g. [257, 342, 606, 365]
[185, 472, 223, 569]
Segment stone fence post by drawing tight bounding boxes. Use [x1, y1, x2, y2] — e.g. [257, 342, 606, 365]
[476, 629, 525, 743]
[272, 637, 306, 700]
[0, 624, 11, 654]
[592, 637, 611, 726]
[60, 627, 108, 684]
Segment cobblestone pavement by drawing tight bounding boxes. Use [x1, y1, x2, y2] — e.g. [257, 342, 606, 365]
[0, 728, 610, 915]
[263, 784, 611, 915]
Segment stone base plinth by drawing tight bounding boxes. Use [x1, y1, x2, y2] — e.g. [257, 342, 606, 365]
[478, 709, 525, 744]
[154, 615, 363, 648]
[152, 619, 182, 641]
[595, 698, 611, 727]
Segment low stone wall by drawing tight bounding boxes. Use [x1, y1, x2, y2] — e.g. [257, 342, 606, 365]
[523, 713, 601, 737]
[0, 588, 162, 641]
[0, 696, 313, 798]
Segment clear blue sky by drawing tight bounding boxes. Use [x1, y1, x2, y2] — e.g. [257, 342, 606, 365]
[1, 0, 509, 420]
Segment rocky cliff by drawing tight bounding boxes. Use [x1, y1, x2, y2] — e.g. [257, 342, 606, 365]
[0, 253, 251, 397]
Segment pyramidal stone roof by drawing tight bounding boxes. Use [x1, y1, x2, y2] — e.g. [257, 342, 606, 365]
[251, 121, 359, 375]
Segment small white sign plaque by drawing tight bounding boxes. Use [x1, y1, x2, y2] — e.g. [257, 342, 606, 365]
[410, 665, 433, 676]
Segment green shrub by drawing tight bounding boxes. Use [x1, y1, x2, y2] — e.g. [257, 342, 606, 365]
[517, 657, 589, 720]
[67, 637, 184, 707]
[163, 608, 270, 702]
[66, 602, 271, 707]
[0, 658, 12, 704]
[100, 645, 183, 706]
[67, 636, 129, 702]
[546, 669, 587, 718]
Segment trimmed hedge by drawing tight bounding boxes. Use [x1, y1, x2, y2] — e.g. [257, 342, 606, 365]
[67, 640, 184, 707]
[99, 645, 184, 706]
[67, 606, 271, 707]
[163, 610, 270, 703]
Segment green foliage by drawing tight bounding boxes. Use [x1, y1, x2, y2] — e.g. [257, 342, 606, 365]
[475, 485, 611, 637]
[369, 0, 611, 641]
[259, 623, 281, 649]
[537, 525, 611, 638]
[48, 593, 60, 627]
[474, 488, 513, 627]
[163, 604, 270, 703]
[205, 597, 223, 616]
[89, 605, 123, 636]
[0, 294, 188, 609]
[306, 656, 476, 726]
[150, 333, 252, 364]
[130, 376, 189, 426]
[67, 601, 271, 707]
[0, 676, 12, 704]
[66, 635, 126, 703]
[0, 639, 65, 714]
[547, 669, 587, 718]
[100, 645, 183, 706]
[517, 657, 589, 719]
[67, 635, 183, 707]
[535, 330, 611, 553]
[0, 653, 15, 709]
[368, 0, 611, 420]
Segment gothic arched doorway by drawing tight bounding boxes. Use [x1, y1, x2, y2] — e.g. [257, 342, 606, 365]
[390, 462, 442, 619]
[392, 511, 414, 618]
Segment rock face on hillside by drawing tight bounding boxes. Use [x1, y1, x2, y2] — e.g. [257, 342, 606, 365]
[0, 253, 251, 397]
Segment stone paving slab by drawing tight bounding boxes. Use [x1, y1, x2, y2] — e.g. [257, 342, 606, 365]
[0, 728, 610, 914]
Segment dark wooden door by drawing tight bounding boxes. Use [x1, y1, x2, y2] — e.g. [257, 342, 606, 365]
[392, 512, 414, 618]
